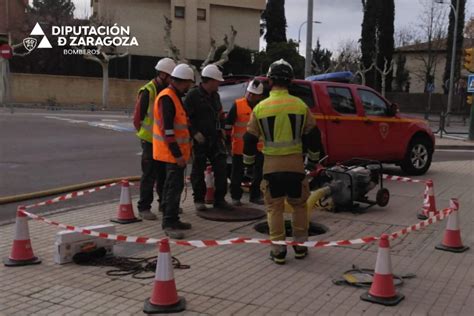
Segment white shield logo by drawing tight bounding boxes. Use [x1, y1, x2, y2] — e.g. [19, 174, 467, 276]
[23, 37, 38, 52]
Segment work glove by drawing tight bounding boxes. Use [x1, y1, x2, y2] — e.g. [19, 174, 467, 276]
[193, 132, 206, 144]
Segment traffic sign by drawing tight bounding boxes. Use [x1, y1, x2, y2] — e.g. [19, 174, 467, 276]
[468, 75, 474, 93]
[0, 44, 13, 59]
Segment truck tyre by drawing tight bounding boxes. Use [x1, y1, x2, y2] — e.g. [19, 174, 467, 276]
[400, 136, 433, 175]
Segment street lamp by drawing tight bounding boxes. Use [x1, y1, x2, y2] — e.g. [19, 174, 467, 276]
[298, 20, 322, 53]
[434, 0, 459, 125]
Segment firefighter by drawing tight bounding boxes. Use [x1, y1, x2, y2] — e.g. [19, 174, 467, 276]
[225, 79, 265, 206]
[153, 63, 194, 239]
[243, 59, 322, 264]
[184, 64, 233, 211]
[133, 58, 176, 220]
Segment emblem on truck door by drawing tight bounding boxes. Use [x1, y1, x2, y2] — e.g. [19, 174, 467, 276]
[379, 123, 389, 139]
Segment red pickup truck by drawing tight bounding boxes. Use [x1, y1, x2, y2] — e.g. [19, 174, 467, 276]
[220, 79, 435, 175]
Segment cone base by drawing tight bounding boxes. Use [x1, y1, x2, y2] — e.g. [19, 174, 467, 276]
[360, 292, 404, 306]
[435, 243, 469, 253]
[3, 256, 41, 267]
[417, 212, 428, 220]
[110, 218, 142, 224]
[143, 296, 186, 314]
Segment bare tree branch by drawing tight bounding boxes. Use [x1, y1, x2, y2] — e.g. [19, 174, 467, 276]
[213, 26, 237, 67]
[163, 15, 183, 62]
[201, 38, 217, 69]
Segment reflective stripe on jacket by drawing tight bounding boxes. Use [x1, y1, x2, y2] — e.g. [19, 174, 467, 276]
[152, 88, 191, 163]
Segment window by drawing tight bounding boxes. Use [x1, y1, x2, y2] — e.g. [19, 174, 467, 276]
[327, 87, 356, 114]
[175, 6, 185, 18]
[197, 8, 206, 21]
[357, 89, 388, 116]
[289, 83, 315, 108]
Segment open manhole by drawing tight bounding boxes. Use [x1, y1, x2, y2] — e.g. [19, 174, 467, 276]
[254, 220, 328, 237]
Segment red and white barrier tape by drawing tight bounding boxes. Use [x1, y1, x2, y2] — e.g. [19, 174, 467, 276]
[19, 207, 454, 248]
[382, 174, 428, 184]
[24, 181, 139, 209]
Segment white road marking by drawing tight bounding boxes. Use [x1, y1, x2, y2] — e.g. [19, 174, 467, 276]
[101, 119, 119, 122]
[436, 149, 474, 153]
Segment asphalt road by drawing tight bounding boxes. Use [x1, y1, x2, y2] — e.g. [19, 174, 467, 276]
[0, 108, 472, 222]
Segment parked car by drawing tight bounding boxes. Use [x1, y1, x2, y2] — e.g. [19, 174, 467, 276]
[219, 78, 435, 175]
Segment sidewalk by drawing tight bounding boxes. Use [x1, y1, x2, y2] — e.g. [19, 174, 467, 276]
[0, 160, 473, 315]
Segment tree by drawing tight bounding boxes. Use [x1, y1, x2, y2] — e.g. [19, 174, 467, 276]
[214, 45, 256, 75]
[394, 54, 410, 92]
[311, 39, 332, 73]
[376, 0, 395, 92]
[443, 0, 466, 94]
[261, 0, 287, 44]
[254, 41, 304, 78]
[29, 0, 75, 25]
[465, 17, 474, 39]
[360, 0, 395, 91]
[412, 0, 448, 93]
[360, 0, 377, 88]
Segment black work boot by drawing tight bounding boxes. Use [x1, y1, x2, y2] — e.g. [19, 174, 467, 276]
[213, 200, 235, 210]
[293, 245, 308, 259]
[270, 249, 287, 265]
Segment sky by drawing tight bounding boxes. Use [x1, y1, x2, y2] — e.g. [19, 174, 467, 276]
[72, 0, 473, 57]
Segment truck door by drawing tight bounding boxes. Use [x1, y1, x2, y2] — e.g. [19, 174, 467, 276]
[355, 89, 402, 159]
[323, 86, 366, 162]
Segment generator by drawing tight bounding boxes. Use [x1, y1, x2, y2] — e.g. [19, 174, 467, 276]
[310, 158, 390, 212]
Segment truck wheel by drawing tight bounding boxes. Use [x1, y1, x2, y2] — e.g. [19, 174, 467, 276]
[400, 137, 433, 175]
[376, 188, 390, 207]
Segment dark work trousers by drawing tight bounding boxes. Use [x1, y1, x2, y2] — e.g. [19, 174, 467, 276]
[137, 141, 166, 212]
[230, 152, 264, 201]
[190, 141, 228, 203]
[161, 163, 185, 228]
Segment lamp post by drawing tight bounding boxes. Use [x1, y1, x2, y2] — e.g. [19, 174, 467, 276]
[298, 20, 321, 53]
[434, 0, 459, 126]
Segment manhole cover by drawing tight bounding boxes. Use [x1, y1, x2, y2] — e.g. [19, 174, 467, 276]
[254, 220, 328, 237]
[197, 206, 266, 222]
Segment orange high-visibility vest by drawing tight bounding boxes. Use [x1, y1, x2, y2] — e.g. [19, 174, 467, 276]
[153, 87, 191, 163]
[232, 98, 263, 155]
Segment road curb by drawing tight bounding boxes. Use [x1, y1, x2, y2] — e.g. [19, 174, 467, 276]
[0, 176, 140, 205]
[435, 145, 474, 150]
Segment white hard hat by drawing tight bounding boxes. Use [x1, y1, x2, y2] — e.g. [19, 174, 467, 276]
[155, 58, 176, 75]
[171, 63, 195, 81]
[246, 79, 264, 95]
[201, 64, 224, 82]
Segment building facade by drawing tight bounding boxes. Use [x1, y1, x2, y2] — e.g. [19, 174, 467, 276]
[396, 39, 474, 94]
[91, 0, 265, 60]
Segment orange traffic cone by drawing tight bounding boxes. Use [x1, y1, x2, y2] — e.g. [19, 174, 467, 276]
[143, 239, 186, 314]
[204, 166, 215, 205]
[418, 180, 438, 220]
[435, 199, 469, 253]
[3, 206, 41, 267]
[360, 234, 404, 306]
[111, 180, 142, 224]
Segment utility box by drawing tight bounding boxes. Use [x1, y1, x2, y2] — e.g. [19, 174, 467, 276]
[54, 224, 116, 264]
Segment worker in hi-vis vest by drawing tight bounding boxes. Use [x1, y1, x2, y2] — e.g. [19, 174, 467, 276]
[243, 59, 323, 265]
[152, 64, 195, 240]
[225, 79, 265, 206]
[133, 58, 176, 220]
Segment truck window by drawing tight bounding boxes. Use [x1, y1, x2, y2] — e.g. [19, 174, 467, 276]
[289, 83, 315, 108]
[327, 87, 356, 114]
[357, 89, 388, 116]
